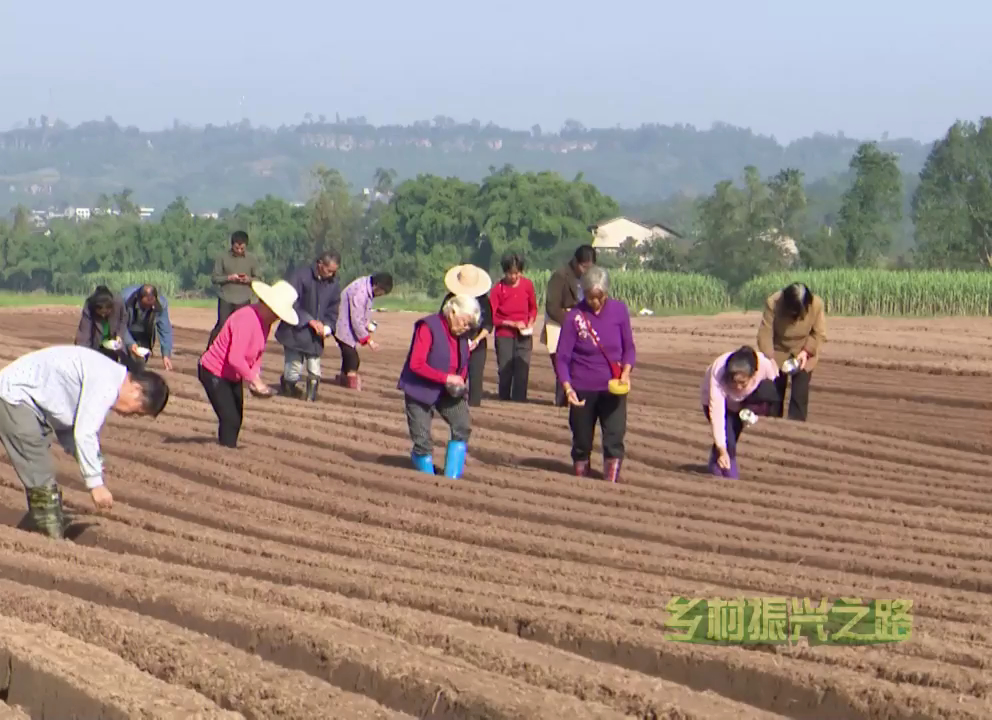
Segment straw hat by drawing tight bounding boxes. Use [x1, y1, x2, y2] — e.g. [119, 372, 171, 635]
[251, 280, 300, 325]
[444, 264, 492, 297]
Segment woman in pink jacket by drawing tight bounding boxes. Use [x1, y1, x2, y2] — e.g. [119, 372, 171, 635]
[198, 280, 299, 448]
[700, 345, 781, 479]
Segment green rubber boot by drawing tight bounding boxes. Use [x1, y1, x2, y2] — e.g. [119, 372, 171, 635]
[25, 485, 67, 540]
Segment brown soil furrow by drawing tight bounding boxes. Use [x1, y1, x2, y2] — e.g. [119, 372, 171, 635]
[132, 422, 992, 556]
[53, 495, 992, 681]
[0, 579, 412, 720]
[4, 481, 990, 709]
[96, 434, 992, 593]
[0, 614, 242, 719]
[4, 308, 991, 720]
[8, 459, 992, 646]
[5, 475, 989, 649]
[5, 524, 788, 719]
[154, 377, 992, 493]
[152, 397, 992, 524]
[0, 528, 628, 720]
[0, 705, 29, 720]
[0, 529, 985, 720]
[143, 403, 992, 547]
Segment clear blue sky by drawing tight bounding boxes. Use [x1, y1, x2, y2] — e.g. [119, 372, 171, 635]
[1, 0, 987, 142]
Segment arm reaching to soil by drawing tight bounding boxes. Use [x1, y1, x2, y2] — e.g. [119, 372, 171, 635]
[707, 365, 728, 450]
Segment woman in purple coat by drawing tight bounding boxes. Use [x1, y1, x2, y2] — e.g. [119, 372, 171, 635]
[555, 267, 636, 483]
[334, 272, 393, 390]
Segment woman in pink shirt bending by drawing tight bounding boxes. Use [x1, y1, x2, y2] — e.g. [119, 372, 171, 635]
[198, 280, 299, 447]
[700, 345, 781, 479]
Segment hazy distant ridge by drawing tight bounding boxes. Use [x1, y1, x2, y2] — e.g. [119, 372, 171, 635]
[0, 116, 933, 212]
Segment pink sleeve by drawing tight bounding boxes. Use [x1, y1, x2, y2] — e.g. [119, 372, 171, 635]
[707, 364, 727, 448]
[226, 315, 260, 383]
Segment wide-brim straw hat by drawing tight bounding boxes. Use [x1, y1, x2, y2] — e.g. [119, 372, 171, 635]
[251, 280, 300, 326]
[444, 264, 492, 297]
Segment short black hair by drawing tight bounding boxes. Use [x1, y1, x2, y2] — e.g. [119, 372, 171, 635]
[128, 367, 170, 417]
[371, 272, 393, 294]
[780, 283, 813, 320]
[722, 346, 758, 382]
[500, 252, 525, 273]
[574, 245, 597, 264]
[317, 249, 341, 265]
[231, 230, 249, 245]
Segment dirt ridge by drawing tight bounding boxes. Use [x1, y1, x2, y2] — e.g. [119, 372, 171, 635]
[1, 308, 990, 719]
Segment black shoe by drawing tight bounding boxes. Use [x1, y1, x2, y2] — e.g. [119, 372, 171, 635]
[279, 375, 303, 398]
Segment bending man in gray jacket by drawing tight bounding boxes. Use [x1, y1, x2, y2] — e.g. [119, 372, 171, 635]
[0, 345, 170, 539]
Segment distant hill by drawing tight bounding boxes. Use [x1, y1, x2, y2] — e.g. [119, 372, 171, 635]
[0, 116, 934, 213]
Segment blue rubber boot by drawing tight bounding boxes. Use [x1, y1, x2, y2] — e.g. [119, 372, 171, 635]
[411, 453, 434, 474]
[443, 441, 467, 479]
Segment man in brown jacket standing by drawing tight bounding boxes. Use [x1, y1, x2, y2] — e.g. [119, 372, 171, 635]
[756, 282, 826, 421]
[541, 245, 597, 406]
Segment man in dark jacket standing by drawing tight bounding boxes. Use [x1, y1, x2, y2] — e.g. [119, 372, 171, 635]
[541, 244, 597, 407]
[274, 250, 342, 402]
[208, 231, 262, 347]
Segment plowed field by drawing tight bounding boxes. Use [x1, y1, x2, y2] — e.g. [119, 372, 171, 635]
[0, 305, 990, 720]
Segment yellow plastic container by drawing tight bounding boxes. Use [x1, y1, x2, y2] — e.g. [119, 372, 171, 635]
[607, 379, 630, 395]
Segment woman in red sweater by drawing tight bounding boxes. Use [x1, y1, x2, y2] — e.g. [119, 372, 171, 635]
[489, 252, 538, 402]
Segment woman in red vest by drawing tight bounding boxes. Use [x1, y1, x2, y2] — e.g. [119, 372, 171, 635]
[396, 294, 481, 479]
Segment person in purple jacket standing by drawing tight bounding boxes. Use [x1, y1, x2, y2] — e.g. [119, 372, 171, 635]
[333, 272, 393, 390]
[555, 266, 636, 483]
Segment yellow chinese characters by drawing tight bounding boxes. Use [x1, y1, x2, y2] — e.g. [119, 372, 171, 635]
[664, 596, 912, 645]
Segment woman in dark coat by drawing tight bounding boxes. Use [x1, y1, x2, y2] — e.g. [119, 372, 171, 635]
[74, 286, 129, 363]
[440, 264, 493, 407]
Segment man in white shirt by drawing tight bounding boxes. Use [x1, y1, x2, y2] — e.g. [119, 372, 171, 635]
[0, 345, 170, 539]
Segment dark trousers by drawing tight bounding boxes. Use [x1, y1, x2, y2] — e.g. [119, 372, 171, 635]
[773, 370, 812, 421]
[466, 339, 487, 407]
[208, 299, 249, 348]
[704, 379, 780, 458]
[549, 353, 566, 407]
[129, 329, 152, 353]
[703, 406, 744, 459]
[337, 339, 361, 375]
[495, 335, 532, 402]
[569, 390, 627, 462]
[198, 364, 244, 448]
[404, 394, 472, 457]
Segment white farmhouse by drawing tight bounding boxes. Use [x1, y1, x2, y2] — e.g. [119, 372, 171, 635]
[588, 216, 682, 251]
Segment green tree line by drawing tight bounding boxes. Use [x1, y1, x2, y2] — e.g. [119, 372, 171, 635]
[625, 117, 992, 288]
